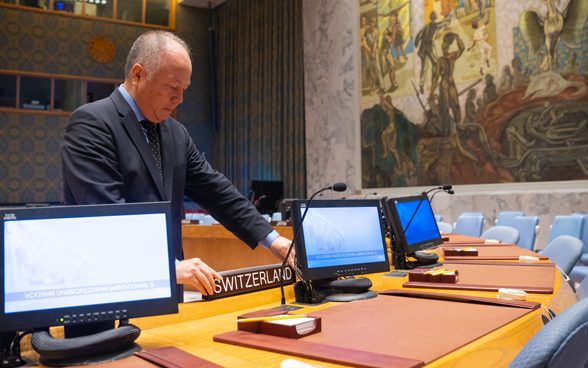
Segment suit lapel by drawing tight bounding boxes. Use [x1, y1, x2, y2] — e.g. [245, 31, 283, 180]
[111, 89, 167, 200]
[159, 120, 175, 201]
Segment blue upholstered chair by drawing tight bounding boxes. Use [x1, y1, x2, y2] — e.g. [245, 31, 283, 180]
[507, 297, 588, 368]
[436, 221, 453, 234]
[512, 216, 539, 251]
[434, 214, 443, 222]
[481, 226, 520, 245]
[495, 211, 525, 226]
[453, 214, 485, 238]
[567, 214, 588, 284]
[271, 212, 283, 222]
[548, 216, 584, 244]
[539, 235, 584, 276]
[185, 213, 205, 222]
[577, 276, 588, 301]
[571, 214, 588, 265]
[200, 215, 218, 225]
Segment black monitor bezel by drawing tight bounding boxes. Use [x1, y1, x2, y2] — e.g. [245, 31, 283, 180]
[291, 199, 390, 281]
[0, 202, 178, 333]
[384, 195, 443, 255]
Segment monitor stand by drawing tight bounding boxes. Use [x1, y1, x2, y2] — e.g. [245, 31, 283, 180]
[32, 321, 141, 367]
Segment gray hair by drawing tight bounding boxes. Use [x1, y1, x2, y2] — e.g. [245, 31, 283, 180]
[125, 31, 192, 80]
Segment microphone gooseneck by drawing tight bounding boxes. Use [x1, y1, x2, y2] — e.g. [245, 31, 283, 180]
[279, 182, 347, 306]
[403, 184, 452, 235]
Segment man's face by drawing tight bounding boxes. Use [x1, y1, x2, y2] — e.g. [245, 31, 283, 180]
[131, 42, 192, 123]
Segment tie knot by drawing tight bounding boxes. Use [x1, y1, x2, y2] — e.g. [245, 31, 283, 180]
[140, 119, 157, 133]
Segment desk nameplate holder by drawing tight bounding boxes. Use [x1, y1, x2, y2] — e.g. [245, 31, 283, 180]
[203, 264, 295, 301]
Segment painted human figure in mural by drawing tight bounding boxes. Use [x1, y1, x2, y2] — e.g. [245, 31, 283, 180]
[511, 56, 530, 89]
[381, 30, 398, 89]
[468, 16, 492, 76]
[463, 88, 477, 126]
[483, 74, 498, 106]
[360, 15, 370, 87]
[379, 91, 401, 165]
[497, 65, 513, 95]
[415, 11, 452, 94]
[365, 16, 384, 94]
[474, 0, 486, 18]
[429, 33, 465, 137]
[379, 0, 411, 62]
[562, 51, 580, 76]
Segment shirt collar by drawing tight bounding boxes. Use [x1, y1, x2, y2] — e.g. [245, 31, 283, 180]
[118, 85, 146, 122]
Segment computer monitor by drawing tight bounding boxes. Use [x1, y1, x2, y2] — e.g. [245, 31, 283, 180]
[248, 180, 284, 215]
[1, 202, 178, 363]
[291, 199, 390, 282]
[384, 195, 443, 266]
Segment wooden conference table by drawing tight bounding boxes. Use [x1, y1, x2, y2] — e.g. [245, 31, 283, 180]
[20, 228, 577, 368]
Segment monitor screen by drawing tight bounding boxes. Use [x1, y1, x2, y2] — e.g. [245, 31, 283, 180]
[291, 199, 390, 281]
[1, 202, 178, 332]
[385, 195, 442, 254]
[248, 181, 283, 214]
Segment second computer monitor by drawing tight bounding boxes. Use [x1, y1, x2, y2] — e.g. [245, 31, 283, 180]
[385, 195, 443, 255]
[291, 199, 390, 281]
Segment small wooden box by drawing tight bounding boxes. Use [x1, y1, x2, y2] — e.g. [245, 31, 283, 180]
[238, 317, 322, 339]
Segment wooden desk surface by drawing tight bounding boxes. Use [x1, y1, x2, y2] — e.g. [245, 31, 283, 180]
[21, 264, 576, 368]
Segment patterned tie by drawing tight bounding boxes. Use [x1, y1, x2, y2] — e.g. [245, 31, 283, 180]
[140, 120, 163, 179]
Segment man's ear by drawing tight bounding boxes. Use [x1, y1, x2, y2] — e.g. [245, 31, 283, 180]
[130, 64, 145, 87]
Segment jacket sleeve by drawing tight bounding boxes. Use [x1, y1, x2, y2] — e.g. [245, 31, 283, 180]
[179, 127, 274, 250]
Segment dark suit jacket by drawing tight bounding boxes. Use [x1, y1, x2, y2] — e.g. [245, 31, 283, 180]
[61, 89, 274, 261]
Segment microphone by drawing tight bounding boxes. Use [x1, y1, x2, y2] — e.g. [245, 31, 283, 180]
[363, 192, 377, 199]
[403, 184, 452, 235]
[429, 187, 455, 204]
[277, 182, 347, 309]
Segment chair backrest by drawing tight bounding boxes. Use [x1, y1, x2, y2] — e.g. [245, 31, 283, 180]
[540, 235, 584, 276]
[200, 215, 218, 225]
[453, 215, 484, 237]
[496, 211, 525, 227]
[434, 214, 443, 222]
[185, 213, 205, 222]
[508, 297, 588, 368]
[577, 275, 588, 301]
[512, 216, 539, 251]
[548, 215, 584, 244]
[459, 212, 485, 219]
[571, 214, 588, 254]
[436, 221, 453, 234]
[481, 226, 520, 244]
[271, 212, 283, 222]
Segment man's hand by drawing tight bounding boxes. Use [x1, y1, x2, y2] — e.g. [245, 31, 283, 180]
[176, 258, 222, 296]
[268, 236, 295, 271]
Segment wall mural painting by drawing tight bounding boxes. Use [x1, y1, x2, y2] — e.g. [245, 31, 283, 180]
[360, 0, 415, 101]
[361, 0, 588, 189]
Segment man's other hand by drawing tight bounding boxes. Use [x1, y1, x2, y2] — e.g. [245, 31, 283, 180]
[269, 236, 295, 271]
[176, 258, 222, 296]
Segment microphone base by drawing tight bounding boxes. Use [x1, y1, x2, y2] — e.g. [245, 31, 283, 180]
[273, 304, 304, 312]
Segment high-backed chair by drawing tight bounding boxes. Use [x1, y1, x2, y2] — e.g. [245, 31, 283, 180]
[539, 235, 584, 276]
[434, 214, 443, 222]
[271, 212, 283, 222]
[568, 214, 588, 284]
[481, 226, 520, 244]
[200, 215, 218, 225]
[548, 215, 584, 244]
[453, 215, 484, 237]
[185, 213, 205, 222]
[512, 216, 539, 251]
[495, 211, 525, 226]
[571, 214, 588, 265]
[507, 297, 588, 368]
[437, 221, 453, 234]
[577, 275, 588, 301]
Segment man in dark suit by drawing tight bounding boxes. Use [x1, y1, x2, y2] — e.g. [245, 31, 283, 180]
[61, 31, 294, 297]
